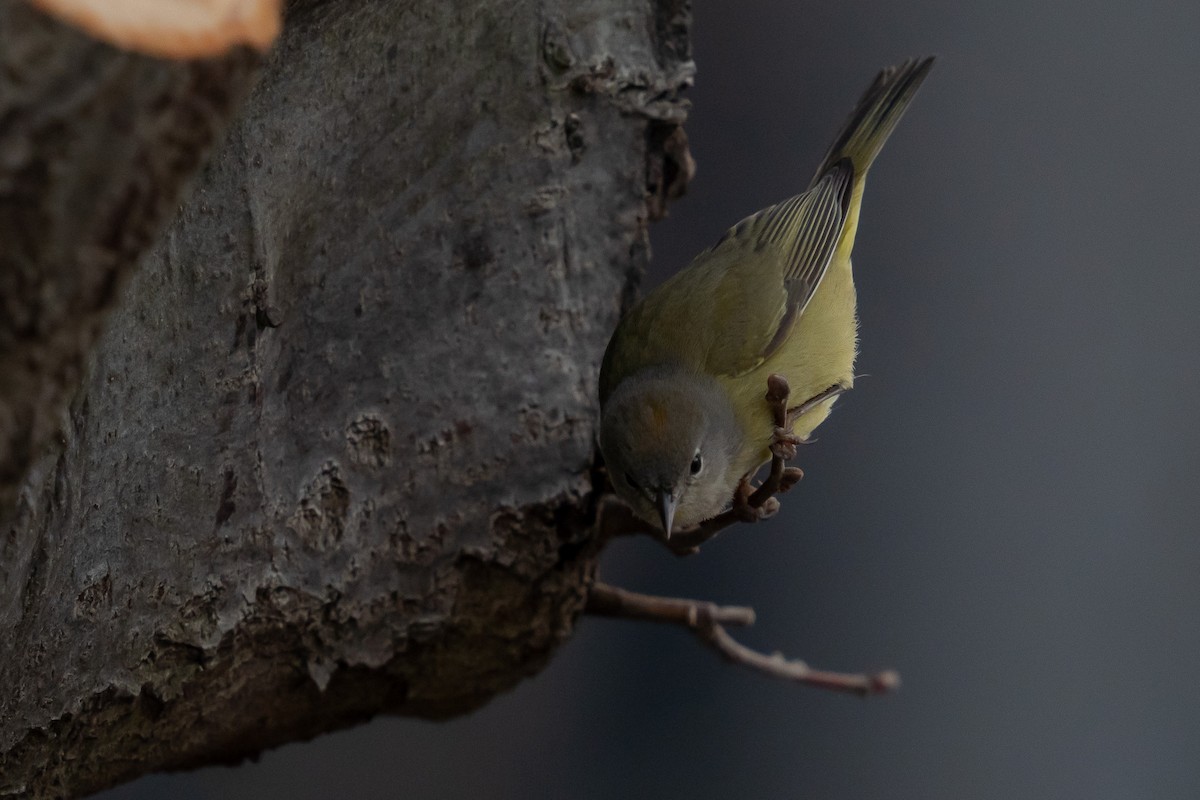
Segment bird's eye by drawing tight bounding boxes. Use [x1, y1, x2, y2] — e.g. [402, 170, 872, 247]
[624, 471, 642, 491]
[690, 453, 703, 476]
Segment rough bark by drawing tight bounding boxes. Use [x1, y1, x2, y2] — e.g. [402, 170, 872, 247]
[0, 0, 693, 796]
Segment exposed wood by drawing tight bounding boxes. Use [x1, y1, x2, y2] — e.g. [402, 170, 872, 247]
[27, 0, 282, 58]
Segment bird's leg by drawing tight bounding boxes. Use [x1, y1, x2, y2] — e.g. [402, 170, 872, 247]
[745, 373, 802, 507]
[585, 581, 899, 696]
[787, 381, 850, 428]
[747, 377, 848, 506]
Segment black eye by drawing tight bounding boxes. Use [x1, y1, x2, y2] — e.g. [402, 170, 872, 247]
[624, 472, 642, 491]
[690, 453, 703, 475]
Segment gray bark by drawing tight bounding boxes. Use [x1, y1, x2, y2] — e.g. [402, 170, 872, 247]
[0, 0, 693, 796]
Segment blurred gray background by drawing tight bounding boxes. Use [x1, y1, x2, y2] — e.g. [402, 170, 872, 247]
[97, 0, 1200, 797]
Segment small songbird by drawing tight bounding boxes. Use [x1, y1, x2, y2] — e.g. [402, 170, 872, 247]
[599, 57, 934, 536]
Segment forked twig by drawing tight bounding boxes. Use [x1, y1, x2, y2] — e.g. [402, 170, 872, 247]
[587, 582, 899, 696]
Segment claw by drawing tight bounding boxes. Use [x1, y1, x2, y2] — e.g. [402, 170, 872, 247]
[779, 467, 804, 493]
[770, 426, 801, 461]
[756, 497, 780, 519]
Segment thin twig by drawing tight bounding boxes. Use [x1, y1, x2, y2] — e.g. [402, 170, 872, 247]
[587, 582, 755, 627]
[586, 582, 898, 696]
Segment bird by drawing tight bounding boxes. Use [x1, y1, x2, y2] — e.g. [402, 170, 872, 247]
[598, 56, 934, 536]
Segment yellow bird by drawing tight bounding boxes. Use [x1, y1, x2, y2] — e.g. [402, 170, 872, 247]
[599, 57, 934, 535]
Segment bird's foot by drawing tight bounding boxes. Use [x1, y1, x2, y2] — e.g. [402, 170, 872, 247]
[747, 373, 803, 506]
[769, 427, 803, 461]
[730, 476, 780, 522]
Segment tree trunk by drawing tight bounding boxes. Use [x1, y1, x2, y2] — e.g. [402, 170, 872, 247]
[0, 0, 693, 796]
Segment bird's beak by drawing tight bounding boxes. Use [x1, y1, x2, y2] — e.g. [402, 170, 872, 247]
[656, 489, 676, 539]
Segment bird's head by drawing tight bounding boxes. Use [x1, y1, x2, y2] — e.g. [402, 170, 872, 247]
[599, 368, 743, 535]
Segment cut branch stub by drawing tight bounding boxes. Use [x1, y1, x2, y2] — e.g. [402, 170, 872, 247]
[0, 0, 268, 520]
[28, 0, 282, 58]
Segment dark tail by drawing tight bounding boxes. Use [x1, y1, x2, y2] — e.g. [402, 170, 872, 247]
[810, 56, 936, 187]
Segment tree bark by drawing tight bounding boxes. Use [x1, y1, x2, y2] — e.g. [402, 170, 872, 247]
[0, 0, 693, 796]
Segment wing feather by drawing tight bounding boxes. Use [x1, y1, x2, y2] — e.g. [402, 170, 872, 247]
[705, 161, 853, 375]
[599, 162, 854, 401]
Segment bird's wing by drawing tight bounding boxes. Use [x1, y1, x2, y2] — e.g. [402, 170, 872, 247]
[599, 162, 852, 403]
[702, 161, 853, 377]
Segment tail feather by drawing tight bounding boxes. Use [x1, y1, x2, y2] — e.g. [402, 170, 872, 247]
[810, 56, 936, 187]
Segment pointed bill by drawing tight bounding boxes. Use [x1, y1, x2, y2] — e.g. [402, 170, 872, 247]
[657, 489, 676, 539]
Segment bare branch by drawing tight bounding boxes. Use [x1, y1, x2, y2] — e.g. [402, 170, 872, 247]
[587, 582, 899, 697]
[587, 581, 755, 627]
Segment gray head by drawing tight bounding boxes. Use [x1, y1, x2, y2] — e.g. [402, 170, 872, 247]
[599, 367, 744, 535]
